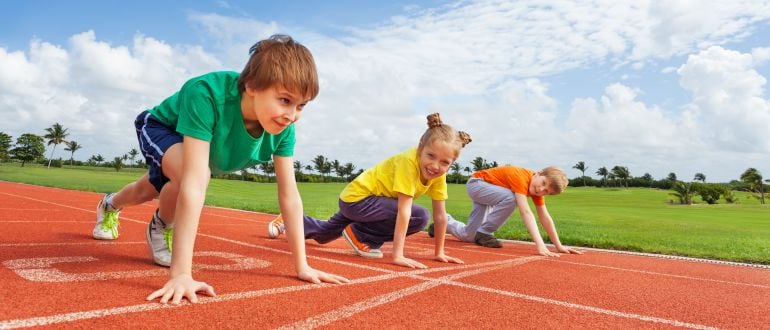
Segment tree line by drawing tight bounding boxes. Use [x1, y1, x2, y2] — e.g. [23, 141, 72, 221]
[1, 126, 767, 205]
[570, 161, 767, 205]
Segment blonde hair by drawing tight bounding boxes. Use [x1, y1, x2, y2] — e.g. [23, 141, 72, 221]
[541, 166, 568, 194]
[237, 34, 319, 101]
[417, 113, 472, 158]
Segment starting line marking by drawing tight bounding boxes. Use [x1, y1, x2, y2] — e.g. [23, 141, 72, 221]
[3, 252, 269, 282]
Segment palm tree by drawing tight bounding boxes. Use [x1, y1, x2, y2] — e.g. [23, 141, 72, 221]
[611, 166, 630, 188]
[340, 162, 356, 181]
[43, 123, 69, 169]
[740, 168, 765, 204]
[670, 181, 694, 205]
[312, 155, 327, 182]
[471, 157, 486, 172]
[450, 162, 461, 184]
[693, 173, 706, 183]
[596, 167, 608, 187]
[572, 161, 587, 186]
[64, 141, 82, 166]
[293, 160, 303, 174]
[128, 149, 139, 167]
[331, 159, 342, 179]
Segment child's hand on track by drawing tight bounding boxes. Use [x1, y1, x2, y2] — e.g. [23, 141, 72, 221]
[393, 256, 427, 269]
[537, 248, 561, 257]
[556, 246, 583, 255]
[434, 254, 464, 264]
[146, 274, 216, 304]
[297, 266, 350, 284]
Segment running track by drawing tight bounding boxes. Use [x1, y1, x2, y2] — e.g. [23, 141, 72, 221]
[0, 180, 768, 329]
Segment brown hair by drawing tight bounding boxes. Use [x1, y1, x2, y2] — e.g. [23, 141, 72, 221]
[418, 113, 472, 158]
[237, 34, 319, 101]
[541, 166, 568, 194]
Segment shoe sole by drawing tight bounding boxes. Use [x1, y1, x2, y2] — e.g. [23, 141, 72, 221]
[342, 227, 383, 259]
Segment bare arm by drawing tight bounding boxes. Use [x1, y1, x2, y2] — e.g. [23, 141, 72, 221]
[515, 194, 559, 257]
[274, 156, 349, 284]
[431, 199, 463, 264]
[535, 205, 582, 255]
[147, 136, 215, 304]
[392, 193, 426, 268]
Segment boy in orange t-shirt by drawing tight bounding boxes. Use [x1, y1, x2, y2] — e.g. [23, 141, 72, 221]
[430, 165, 581, 256]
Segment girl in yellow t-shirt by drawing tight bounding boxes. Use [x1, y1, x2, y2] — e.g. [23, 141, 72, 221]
[269, 113, 471, 268]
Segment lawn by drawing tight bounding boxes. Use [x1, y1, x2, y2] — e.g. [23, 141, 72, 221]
[1, 163, 768, 265]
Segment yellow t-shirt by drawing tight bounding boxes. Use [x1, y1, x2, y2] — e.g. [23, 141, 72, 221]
[340, 148, 448, 203]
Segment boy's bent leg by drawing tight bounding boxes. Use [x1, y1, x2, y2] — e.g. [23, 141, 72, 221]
[466, 178, 517, 235]
[93, 173, 158, 240]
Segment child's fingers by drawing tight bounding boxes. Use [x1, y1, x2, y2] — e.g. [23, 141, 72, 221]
[171, 289, 187, 305]
[202, 284, 217, 297]
[187, 291, 199, 304]
[160, 289, 174, 304]
[146, 288, 165, 301]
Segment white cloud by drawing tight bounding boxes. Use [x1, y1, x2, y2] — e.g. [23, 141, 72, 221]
[678, 45, 770, 152]
[0, 31, 223, 161]
[2, 0, 770, 182]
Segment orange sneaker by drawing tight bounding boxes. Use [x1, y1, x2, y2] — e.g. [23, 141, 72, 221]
[267, 214, 285, 239]
[342, 225, 383, 258]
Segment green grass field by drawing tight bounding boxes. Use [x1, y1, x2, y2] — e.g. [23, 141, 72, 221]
[2, 163, 769, 265]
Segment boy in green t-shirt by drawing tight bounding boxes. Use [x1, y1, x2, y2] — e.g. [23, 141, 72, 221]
[92, 35, 348, 304]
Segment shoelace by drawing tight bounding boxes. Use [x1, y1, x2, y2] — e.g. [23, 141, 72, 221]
[164, 228, 173, 253]
[101, 210, 120, 238]
[272, 217, 285, 234]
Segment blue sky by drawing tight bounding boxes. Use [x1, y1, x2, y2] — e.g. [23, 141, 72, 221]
[2, 0, 770, 182]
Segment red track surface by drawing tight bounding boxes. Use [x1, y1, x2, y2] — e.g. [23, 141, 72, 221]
[1, 180, 769, 329]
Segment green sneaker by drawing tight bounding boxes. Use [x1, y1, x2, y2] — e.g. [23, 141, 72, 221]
[93, 193, 121, 240]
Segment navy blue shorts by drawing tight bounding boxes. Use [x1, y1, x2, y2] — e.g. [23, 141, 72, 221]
[134, 111, 183, 193]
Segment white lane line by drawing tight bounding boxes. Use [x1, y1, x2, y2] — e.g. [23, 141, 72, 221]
[410, 240, 770, 288]
[440, 279, 716, 330]
[550, 259, 770, 289]
[278, 257, 541, 330]
[279, 255, 715, 330]
[0, 259, 527, 329]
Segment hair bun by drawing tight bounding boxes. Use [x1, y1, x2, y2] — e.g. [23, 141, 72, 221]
[426, 113, 443, 129]
[457, 131, 472, 147]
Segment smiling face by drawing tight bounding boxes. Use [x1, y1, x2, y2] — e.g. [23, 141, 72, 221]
[528, 172, 553, 196]
[418, 140, 456, 184]
[241, 85, 310, 135]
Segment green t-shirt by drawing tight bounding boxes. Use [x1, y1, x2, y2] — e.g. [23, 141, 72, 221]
[148, 71, 295, 175]
[340, 147, 448, 203]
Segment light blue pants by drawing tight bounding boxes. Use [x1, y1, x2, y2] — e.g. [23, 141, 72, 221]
[446, 178, 517, 242]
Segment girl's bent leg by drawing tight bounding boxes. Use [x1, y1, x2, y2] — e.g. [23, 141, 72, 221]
[345, 197, 429, 248]
[304, 209, 352, 244]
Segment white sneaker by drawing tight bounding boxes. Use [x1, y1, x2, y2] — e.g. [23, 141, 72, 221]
[93, 193, 121, 240]
[267, 214, 285, 238]
[146, 210, 172, 267]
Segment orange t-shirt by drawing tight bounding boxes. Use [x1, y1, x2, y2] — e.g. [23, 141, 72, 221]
[471, 166, 545, 206]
